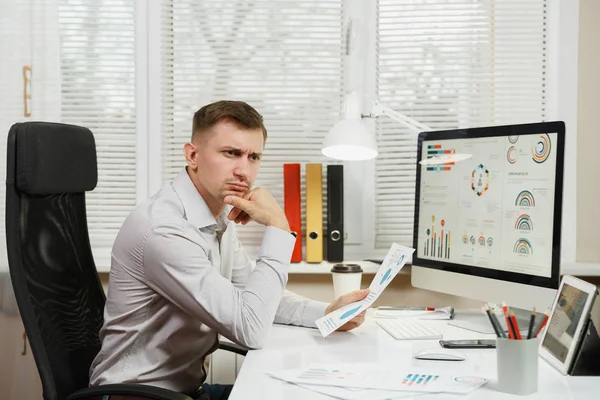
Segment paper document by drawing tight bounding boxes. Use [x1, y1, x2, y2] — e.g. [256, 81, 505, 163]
[315, 243, 414, 337]
[269, 363, 488, 394]
[374, 306, 454, 320]
[293, 382, 427, 400]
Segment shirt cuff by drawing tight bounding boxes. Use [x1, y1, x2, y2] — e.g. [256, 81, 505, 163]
[301, 300, 330, 328]
[259, 226, 296, 264]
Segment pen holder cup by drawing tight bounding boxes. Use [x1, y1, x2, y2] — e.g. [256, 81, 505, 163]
[496, 337, 539, 395]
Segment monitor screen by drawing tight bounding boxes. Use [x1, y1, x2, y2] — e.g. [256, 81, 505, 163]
[413, 122, 564, 290]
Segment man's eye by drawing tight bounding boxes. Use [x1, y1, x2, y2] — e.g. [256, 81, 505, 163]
[226, 150, 236, 156]
[251, 155, 261, 161]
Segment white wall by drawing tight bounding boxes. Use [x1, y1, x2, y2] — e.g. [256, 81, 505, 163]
[576, 0, 600, 263]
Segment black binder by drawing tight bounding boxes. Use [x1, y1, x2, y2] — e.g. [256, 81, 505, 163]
[569, 294, 600, 376]
[327, 165, 344, 262]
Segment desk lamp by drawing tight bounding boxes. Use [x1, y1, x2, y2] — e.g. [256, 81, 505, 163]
[322, 92, 431, 161]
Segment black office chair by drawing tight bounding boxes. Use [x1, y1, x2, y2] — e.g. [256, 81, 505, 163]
[5, 122, 246, 400]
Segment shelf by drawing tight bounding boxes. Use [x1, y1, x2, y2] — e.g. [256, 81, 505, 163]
[561, 262, 600, 277]
[288, 261, 393, 274]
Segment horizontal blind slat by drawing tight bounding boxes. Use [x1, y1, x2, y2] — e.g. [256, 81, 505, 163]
[374, 0, 547, 248]
[161, 0, 343, 247]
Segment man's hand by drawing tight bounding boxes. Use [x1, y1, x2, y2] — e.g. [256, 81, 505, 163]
[225, 188, 290, 232]
[325, 289, 370, 331]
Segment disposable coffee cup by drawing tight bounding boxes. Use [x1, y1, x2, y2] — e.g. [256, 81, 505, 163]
[496, 337, 539, 395]
[331, 264, 363, 299]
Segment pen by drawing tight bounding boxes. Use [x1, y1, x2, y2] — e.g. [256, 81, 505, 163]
[527, 307, 537, 339]
[534, 310, 550, 338]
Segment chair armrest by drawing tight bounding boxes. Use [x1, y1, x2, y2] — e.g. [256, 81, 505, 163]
[218, 340, 248, 356]
[66, 383, 192, 400]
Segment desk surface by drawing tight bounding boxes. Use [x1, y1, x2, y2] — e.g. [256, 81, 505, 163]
[229, 312, 598, 399]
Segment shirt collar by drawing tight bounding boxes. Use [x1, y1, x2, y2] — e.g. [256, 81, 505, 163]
[172, 168, 230, 231]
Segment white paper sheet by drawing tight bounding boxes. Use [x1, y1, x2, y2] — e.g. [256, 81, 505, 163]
[294, 382, 427, 400]
[269, 363, 488, 394]
[315, 243, 414, 337]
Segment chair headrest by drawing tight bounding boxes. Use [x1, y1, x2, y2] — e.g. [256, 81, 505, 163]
[11, 122, 98, 194]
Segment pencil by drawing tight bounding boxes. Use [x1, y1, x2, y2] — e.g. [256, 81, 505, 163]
[482, 304, 502, 338]
[490, 306, 508, 338]
[527, 307, 537, 339]
[509, 310, 523, 340]
[534, 310, 550, 338]
[506, 312, 518, 340]
[502, 301, 514, 339]
[485, 303, 507, 338]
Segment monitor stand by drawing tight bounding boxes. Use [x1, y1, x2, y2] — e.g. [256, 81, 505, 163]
[448, 307, 533, 335]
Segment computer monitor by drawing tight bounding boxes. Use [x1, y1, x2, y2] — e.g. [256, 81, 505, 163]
[411, 121, 565, 333]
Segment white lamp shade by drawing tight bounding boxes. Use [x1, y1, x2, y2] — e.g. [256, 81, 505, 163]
[322, 119, 378, 161]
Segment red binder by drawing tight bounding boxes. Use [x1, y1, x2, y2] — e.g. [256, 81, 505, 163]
[283, 164, 302, 262]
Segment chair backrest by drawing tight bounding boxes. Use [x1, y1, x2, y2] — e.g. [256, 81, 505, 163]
[5, 122, 106, 400]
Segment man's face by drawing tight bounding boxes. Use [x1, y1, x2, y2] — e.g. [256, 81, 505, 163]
[185, 119, 264, 211]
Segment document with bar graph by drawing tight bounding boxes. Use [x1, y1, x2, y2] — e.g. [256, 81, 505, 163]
[315, 243, 414, 337]
[268, 363, 488, 394]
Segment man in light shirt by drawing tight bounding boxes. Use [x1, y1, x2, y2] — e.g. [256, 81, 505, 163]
[89, 101, 368, 400]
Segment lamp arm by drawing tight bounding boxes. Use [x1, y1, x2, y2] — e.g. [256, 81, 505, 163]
[367, 102, 431, 132]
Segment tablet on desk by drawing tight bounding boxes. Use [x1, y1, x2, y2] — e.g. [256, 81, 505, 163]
[539, 275, 598, 375]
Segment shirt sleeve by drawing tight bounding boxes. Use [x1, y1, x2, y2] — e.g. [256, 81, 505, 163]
[142, 222, 294, 349]
[228, 230, 329, 328]
[274, 291, 329, 328]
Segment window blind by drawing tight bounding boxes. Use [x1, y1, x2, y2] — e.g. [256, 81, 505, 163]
[161, 0, 344, 247]
[58, 0, 137, 248]
[374, 0, 547, 248]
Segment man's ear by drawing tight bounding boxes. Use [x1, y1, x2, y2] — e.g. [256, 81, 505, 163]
[183, 142, 198, 169]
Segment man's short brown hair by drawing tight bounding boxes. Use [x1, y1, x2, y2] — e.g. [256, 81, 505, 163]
[191, 100, 267, 142]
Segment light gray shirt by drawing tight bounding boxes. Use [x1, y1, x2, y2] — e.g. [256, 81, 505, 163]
[89, 169, 328, 393]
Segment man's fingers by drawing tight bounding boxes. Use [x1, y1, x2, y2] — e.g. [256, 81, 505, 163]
[228, 207, 243, 221]
[240, 214, 252, 225]
[235, 211, 249, 224]
[225, 195, 252, 213]
[341, 289, 370, 304]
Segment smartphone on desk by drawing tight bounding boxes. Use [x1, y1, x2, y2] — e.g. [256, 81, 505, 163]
[439, 339, 496, 349]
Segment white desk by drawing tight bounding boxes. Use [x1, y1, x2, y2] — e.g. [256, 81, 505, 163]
[230, 312, 598, 399]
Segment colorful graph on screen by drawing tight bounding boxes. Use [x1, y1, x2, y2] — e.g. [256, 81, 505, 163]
[471, 164, 489, 196]
[424, 216, 451, 259]
[515, 214, 533, 231]
[515, 190, 535, 207]
[402, 373, 439, 386]
[514, 238, 533, 255]
[532, 133, 551, 163]
[478, 236, 485, 247]
[425, 144, 455, 171]
[507, 146, 517, 164]
[508, 135, 519, 144]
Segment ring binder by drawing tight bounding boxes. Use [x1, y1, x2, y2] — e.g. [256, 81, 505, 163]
[306, 163, 323, 262]
[283, 164, 302, 262]
[327, 165, 344, 262]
